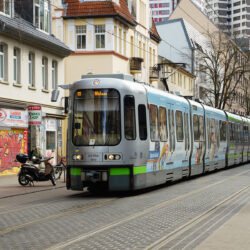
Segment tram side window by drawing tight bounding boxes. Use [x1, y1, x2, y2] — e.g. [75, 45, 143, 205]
[235, 124, 239, 143]
[219, 121, 227, 141]
[215, 120, 220, 148]
[138, 105, 147, 140]
[229, 123, 234, 141]
[193, 115, 199, 141]
[199, 115, 204, 141]
[184, 113, 190, 150]
[244, 126, 248, 142]
[207, 118, 211, 149]
[149, 104, 159, 141]
[159, 107, 167, 141]
[124, 96, 136, 140]
[209, 118, 216, 148]
[176, 111, 184, 141]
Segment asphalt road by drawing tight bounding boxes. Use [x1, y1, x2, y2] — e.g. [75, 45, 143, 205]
[1, 163, 250, 250]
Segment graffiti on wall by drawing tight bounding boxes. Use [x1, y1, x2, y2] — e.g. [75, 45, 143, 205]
[0, 129, 28, 175]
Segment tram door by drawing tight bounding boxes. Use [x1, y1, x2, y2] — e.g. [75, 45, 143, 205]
[190, 103, 205, 176]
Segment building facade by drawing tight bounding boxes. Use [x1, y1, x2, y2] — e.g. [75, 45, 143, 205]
[205, 0, 250, 50]
[156, 56, 195, 97]
[149, 0, 206, 23]
[149, 0, 178, 23]
[0, 0, 71, 175]
[157, 0, 249, 115]
[51, 0, 161, 85]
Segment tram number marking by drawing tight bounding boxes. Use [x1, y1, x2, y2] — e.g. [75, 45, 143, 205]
[86, 153, 101, 161]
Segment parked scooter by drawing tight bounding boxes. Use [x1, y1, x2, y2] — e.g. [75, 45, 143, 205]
[16, 154, 56, 186]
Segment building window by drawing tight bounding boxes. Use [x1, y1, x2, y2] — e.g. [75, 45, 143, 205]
[119, 28, 122, 54]
[13, 47, 21, 84]
[76, 25, 86, 50]
[0, 43, 7, 81]
[95, 25, 105, 49]
[0, 0, 12, 15]
[52, 60, 58, 89]
[130, 36, 134, 57]
[28, 52, 35, 87]
[42, 56, 48, 90]
[34, 0, 50, 33]
[123, 31, 126, 55]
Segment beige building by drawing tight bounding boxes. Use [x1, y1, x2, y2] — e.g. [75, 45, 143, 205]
[0, 0, 71, 175]
[157, 57, 195, 97]
[51, 0, 161, 85]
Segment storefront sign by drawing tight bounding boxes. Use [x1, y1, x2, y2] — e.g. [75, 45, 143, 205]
[28, 105, 42, 125]
[45, 118, 57, 131]
[0, 108, 28, 128]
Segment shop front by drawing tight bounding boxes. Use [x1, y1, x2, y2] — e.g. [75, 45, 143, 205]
[28, 106, 63, 166]
[0, 108, 28, 175]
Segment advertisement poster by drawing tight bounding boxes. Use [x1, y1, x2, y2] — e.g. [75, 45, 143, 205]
[0, 129, 28, 175]
[0, 108, 28, 128]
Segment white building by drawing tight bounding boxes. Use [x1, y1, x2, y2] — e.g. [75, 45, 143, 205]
[0, 0, 71, 175]
[149, 0, 206, 23]
[205, 0, 250, 50]
[149, 0, 178, 23]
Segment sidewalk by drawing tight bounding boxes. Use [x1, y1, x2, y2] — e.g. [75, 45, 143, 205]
[0, 174, 66, 199]
[196, 203, 250, 249]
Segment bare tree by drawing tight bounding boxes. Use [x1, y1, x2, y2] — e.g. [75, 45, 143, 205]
[239, 55, 250, 116]
[197, 31, 249, 112]
[242, 80, 250, 116]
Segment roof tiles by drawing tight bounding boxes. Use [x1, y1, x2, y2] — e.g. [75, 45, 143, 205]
[64, 0, 136, 26]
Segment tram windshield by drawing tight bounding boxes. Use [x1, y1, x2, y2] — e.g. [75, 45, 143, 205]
[73, 89, 121, 146]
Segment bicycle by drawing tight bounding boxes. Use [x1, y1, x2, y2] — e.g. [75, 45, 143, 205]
[53, 157, 66, 180]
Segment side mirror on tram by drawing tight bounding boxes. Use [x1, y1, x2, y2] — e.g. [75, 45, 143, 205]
[51, 89, 60, 102]
[64, 97, 69, 114]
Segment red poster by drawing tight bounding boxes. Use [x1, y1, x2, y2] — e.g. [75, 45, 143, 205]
[0, 129, 28, 175]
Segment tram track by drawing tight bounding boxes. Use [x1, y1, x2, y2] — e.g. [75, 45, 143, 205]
[146, 185, 250, 250]
[0, 167, 249, 247]
[0, 190, 91, 216]
[0, 198, 116, 235]
[45, 168, 250, 250]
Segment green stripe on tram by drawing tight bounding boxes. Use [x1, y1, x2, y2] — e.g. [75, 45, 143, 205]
[71, 168, 81, 176]
[133, 166, 147, 175]
[110, 166, 147, 176]
[110, 168, 130, 176]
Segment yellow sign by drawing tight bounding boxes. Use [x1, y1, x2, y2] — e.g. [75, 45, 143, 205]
[94, 91, 107, 97]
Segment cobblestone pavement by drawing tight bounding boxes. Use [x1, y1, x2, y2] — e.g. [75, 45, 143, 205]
[0, 174, 66, 199]
[0, 164, 250, 250]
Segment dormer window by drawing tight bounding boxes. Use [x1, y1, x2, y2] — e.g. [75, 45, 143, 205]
[34, 0, 50, 33]
[0, 0, 12, 16]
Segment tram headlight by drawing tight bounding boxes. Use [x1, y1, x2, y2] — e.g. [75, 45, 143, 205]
[115, 154, 121, 160]
[72, 154, 83, 160]
[108, 154, 115, 160]
[105, 154, 121, 161]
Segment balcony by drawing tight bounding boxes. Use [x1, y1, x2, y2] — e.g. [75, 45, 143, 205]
[149, 66, 160, 80]
[130, 57, 143, 73]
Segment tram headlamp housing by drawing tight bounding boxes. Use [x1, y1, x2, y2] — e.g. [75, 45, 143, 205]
[72, 154, 83, 160]
[108, 154, 115, 160]
[105, 153, 121, 161]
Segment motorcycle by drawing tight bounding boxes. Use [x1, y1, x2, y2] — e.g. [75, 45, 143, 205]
[16, 154, 56, 186]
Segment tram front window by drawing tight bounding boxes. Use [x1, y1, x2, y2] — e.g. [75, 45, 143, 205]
[73, 89, 121, 146]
